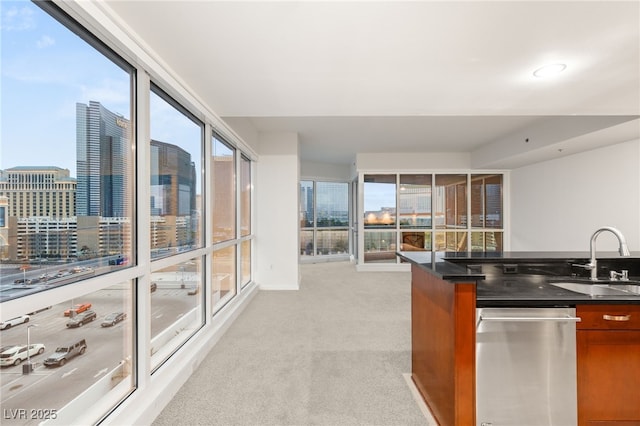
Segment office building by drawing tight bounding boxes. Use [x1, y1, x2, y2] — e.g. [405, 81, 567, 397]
[76, 101, 130, 218]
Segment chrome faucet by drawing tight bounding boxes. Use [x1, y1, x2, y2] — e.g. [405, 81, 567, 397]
[580, 227, 631, 280]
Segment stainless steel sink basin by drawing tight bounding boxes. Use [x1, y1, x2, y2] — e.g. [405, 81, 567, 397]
[551, 282, 640, 297]
[613, 284, 640, 295]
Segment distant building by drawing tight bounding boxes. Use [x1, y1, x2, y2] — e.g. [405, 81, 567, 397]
[10, 216, 77, 261]
[76, 101, 131, 217]
[0, 166, 76, 218]
[0, 196, 7, 259]
[150, 139, 196, 217]
[149, 139, 197, 252]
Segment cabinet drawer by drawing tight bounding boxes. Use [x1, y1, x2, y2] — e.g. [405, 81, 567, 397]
[577, 305, 640, 330]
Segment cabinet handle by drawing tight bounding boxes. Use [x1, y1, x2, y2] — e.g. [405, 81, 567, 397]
[602, 314, 631, 321]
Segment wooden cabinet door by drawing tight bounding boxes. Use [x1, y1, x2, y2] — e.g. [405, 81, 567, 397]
[577, 330, 640, 425]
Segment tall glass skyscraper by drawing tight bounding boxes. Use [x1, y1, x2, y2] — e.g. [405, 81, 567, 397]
[76, 101, 130, 217]
[150, 139, 197, 217]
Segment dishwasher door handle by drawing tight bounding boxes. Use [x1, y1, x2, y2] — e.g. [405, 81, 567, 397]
[478, 315, 582, 323]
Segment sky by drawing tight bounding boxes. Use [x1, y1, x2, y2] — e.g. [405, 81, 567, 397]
[1, 1, 201, 185]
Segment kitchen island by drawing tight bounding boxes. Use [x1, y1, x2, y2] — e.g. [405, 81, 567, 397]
[398, 251, 640, 426]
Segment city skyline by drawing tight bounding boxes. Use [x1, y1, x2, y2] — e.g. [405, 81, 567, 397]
[1, 2, 201, 188]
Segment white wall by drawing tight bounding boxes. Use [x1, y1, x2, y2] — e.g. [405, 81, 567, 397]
[356, 152, 470, 170]
[300, 160, 351, 181]
[510, 139, 640, 252]
[255, 132, 300, 290]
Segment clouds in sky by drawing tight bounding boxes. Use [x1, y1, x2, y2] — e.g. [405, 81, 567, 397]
[1, 2, 130, 175]
[36, 34, 55, 48]
[1, 4, 36, 32]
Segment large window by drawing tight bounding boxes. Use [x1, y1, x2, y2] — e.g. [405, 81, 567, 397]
[148, 84, 204, 369]
[211, 134, 242, 312]
[149, 85, 203, 260]
[0, 1, 255, 424]
[361, 173, 504, 263]
[0, 1, 135, 420]
[240, 155, 251, 237]
[150, 257, 203, 370]
[299, 181, 349, 259]
[212, 136, 235, 243]
[363, 175, 397, 262]
[239, 155, 252, 288]
[0, 3, 134, 300]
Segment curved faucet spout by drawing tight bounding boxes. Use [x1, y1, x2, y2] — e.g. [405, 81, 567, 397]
[589, 226, 631, 280]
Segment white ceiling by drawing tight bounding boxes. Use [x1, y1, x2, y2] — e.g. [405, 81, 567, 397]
[102, 0, 640, 167]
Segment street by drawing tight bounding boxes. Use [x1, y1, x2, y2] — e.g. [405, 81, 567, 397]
[0, 286, 197, 425]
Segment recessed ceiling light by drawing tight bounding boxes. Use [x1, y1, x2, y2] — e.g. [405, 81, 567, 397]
[533, 63, 567, 78]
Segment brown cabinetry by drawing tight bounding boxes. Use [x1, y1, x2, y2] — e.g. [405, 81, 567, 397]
[576, 305, 640, 425]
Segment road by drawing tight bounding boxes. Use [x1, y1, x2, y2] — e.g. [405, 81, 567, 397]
[0, 287, 197, 425]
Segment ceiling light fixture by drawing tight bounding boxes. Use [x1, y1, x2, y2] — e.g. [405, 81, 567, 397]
[533, 63, 567, 78]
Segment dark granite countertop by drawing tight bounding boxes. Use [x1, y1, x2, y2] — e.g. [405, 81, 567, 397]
[398, 251, 640, 307]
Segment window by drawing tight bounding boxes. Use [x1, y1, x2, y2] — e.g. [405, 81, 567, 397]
[212, 135, 235, 243]
[148, 83, 204, 370]
[149, 85, 204, 259]
[0, 0, 134, 417]
[150, 257, 203, 370]
[212, 245, 236, 313]
[360, 173, 505, 263]
[240, 155, 251, 237]
[1, 1, 257, 424]
[239, 155, 252, 288]
[470, 174, 503, 251]
[211, 133, 242, 311]
[363, 174, 397, 262]
[299, 181, 349, 258]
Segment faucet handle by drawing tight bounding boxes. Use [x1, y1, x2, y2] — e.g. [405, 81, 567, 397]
[572, 262, 595, 270]
[609, 270, 630, 281]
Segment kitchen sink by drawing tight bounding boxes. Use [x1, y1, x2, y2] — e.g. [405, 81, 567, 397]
[550, 282, 640, 297]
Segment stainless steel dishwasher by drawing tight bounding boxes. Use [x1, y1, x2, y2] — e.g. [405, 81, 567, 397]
[476, 307, 580, 426]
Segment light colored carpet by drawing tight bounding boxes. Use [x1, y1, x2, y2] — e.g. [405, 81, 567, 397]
[152, 261, 431, 426]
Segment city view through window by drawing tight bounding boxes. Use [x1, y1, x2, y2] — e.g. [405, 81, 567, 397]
[1, 2, 137, 422]
[1, 2, 252, 423]
[300, 181, 350, 258]
[362, 173, 504, 263]
[1, 3, 135, 301]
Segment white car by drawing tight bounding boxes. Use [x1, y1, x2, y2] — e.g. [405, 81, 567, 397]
[0, 344, 46, 367]
[0, 314, 30, 330]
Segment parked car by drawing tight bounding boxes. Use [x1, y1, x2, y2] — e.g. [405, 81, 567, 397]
[101, 312, 126, 327]
[187, 286, 199, 295]
[63, 303, 92, 316]
[66, 310, 97, 328]
[0, 314, 30, 330]
[0, 344, 46, 367]
[43, 339, 87, 367]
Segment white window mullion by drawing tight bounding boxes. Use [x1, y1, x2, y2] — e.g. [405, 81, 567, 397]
[135, 70, 152, 389]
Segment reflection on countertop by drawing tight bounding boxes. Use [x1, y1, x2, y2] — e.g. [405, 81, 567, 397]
[397, 251, 640, 306]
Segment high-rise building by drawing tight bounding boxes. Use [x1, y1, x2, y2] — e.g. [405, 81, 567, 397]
[0, 166, 76, 218]
[149, 139, 197, 252]
[76, 101, 130, 217]
[150, 139, 196, 217]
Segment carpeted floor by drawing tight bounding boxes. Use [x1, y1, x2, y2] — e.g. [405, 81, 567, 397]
[152, 261, 433, 426]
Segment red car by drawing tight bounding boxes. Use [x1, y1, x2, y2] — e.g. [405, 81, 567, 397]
[63, 303, 92, 317]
